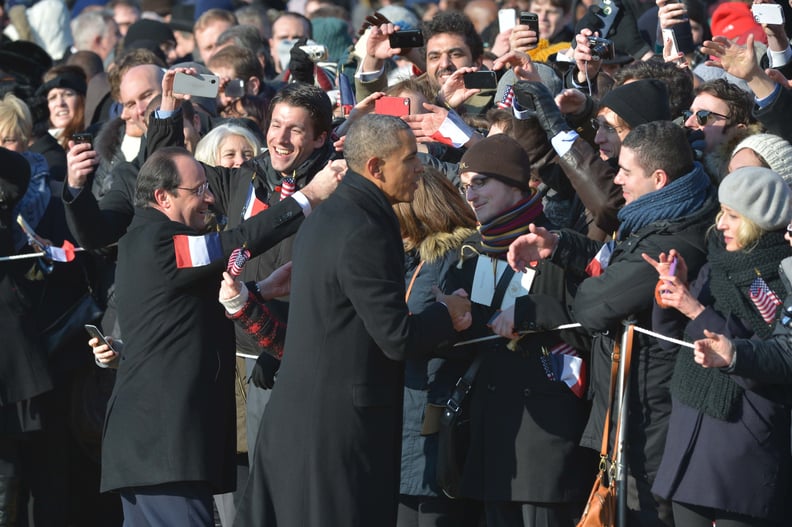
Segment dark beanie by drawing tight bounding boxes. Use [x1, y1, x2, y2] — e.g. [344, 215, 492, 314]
[458, 135, 531, 191]
[36, 69, 87, 97]
[125, 19, 176, 47]
[600, 79, 670, 129]
[0, 148, 31, 214]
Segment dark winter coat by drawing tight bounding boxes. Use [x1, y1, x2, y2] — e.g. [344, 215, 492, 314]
[233, 169, 458, 527]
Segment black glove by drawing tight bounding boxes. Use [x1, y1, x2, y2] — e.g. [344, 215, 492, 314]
[250, 352, 280, 390]
[512, 81, 570, 138]
[289, 38, 315, 85]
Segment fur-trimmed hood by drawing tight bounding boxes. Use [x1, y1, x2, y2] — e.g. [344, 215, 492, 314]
[413, 226, 477, 265]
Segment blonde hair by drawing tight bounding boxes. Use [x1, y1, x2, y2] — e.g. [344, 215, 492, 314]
[0, 93, 33, 147]
[714, 209, 765, 250]
[194, 123, 262, 166]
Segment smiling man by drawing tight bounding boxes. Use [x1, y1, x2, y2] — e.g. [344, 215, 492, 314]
[101, 146, 339, 526]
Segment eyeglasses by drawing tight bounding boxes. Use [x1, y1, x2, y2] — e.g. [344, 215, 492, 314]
[591, 118, 623, 135]
[177, 181, 210, 197]
[682, 110, 730, 126]
[460, 176, 489, 194]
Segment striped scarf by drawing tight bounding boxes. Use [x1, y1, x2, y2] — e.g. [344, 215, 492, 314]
[478, 190, 543, 255]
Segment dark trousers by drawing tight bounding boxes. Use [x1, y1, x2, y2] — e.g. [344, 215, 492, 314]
[120, 482, 213, 527]
[484, 501, 580, 527]
[672, 501, 780, 527]
[397, 494, 483, 527]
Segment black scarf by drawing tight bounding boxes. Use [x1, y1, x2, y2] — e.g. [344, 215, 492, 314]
[671, 230, 791, 421]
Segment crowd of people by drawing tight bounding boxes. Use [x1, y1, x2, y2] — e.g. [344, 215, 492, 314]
[1, 0, 792, 525]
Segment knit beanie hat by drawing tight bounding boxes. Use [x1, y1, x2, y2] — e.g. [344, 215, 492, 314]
[731, 133, 792, 188]
[599, 79, 670, 129]
[311, 17, 352, 64]
[710, 2, 766, 46]
[718, 167, 792, 231]
[458, 134, 531, 191]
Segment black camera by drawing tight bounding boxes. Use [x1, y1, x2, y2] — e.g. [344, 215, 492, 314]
[587, 36, 615, 61]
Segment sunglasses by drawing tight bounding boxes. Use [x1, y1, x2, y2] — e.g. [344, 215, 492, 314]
[682, 110, 730, 126]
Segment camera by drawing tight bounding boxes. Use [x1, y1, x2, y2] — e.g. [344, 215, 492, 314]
[299, 44, 328, 62]
[587, 36, 615, 61]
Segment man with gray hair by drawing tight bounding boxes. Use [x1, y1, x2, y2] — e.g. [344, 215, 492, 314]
[70, 10, 120, 67]
[234, 114, 472, 526]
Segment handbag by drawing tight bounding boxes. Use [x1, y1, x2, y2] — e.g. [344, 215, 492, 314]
[577, 325, 634, 527]
[436, 265, 515, 498]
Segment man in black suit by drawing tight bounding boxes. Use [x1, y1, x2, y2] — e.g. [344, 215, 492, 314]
[101, 146, 339, 526]
[234, 114, 472, 527]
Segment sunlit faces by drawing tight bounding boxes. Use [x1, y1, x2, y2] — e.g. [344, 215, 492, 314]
[716, 204, 744, 251]
[376, 130, 423, 204]
[593, 108, 629, 161]
[195, 20, 234, 65]
[684, 92, 734, 153]
[527, 0, 571, 41]
[460, 171, 524, 224]
[269, 16, 309, 72]
[614, 146, 662, 205]
[119, 65, 162, 133]
[47, 88, 80, 130]
[218, 134, 256, 168]
[167, 155, 215, 231]
[425, 33, 478, 87]
[266, 103, 326, 176]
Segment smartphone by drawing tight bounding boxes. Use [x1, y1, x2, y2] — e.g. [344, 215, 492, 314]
[224, 79, 245, 98]
[72, 132, 93, 148]
[498, 8, 516, 33]
[388, 29, 424, 49]
[463, 70, 497, 90]
[375, 96, 410, 117]
[173, 72, 220, 98]
[661, 28, 679, 55]
[751, 3, 785, 25]
[85, 324, 112, 350]
[519, 12, 540, 35]
[671, 16, 696, 54]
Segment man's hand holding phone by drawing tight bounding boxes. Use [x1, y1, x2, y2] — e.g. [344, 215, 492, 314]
[86, 324, 120, 369]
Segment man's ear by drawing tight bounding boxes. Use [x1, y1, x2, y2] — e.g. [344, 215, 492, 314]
[653, 169, 669, 190]
[153, 188, 171, 208]
[246, 76, 261, 96]
[366, 156, 384, 180]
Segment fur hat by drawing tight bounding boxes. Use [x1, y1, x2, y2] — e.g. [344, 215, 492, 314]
[718, 167, 792, 231]
[731, 133, 792, 188]
[36, 69, 87, 97]
[599, 79, 670, 129]
[458, 135, 531, 191]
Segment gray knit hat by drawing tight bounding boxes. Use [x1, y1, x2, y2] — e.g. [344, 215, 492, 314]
[718, 167, 792, 231]
[731, 133, 792, 188]
[458, 134, 531, 191]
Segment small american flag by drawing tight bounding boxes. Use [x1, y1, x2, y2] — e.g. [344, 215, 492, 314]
[497, 85, 515, 109]
[280, 176, 296, 200]
[226, 246, 251, 278]
[749, 275, 782, 324]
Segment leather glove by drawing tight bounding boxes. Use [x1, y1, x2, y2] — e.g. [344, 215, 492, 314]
[250, 352, 280, 390]
[512, 81, 570, 139]
[289, 38, 315, 85]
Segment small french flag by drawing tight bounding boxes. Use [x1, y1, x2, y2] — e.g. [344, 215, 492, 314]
[242, 182, 269, 220]
[173, 232, 223, 269]
[548, 342, 586, 398]
[585, 241, 614, 277]
[430, 110, 474, 148]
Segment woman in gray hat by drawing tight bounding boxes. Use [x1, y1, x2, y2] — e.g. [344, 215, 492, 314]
[644, 166, 792, 527]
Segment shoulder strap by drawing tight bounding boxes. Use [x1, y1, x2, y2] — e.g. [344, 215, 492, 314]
[405, 260, 426, 303]
[601, 325, 634, 460]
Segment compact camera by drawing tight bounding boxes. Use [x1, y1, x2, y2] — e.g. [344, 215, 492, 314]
[299, 44, 328, 62]
[587, 36, 615, 61]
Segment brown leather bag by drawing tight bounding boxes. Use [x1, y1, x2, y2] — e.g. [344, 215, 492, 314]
[577, 325, 634, 527]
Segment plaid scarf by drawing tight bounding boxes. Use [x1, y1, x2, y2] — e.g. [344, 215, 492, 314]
[478, 190, 543, 255]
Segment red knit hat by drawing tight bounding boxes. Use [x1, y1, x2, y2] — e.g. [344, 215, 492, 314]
[710, 2, 766, 45]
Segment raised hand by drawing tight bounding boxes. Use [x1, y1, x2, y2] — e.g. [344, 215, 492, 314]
[507, 224, 557, 272]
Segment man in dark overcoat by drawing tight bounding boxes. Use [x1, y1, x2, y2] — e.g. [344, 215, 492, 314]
[233, 114, 472, 527]
[101, 146, 339, 525]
